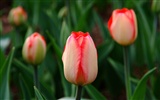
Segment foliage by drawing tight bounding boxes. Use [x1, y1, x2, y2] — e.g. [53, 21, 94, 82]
[0, 0, 160, 99]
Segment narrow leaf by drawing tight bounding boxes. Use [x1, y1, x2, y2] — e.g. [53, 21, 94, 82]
[0, 47, 15, 99]
[107, 58, 124, 82]
[133, 1, 153, 68]
[97, 40, 114, 62]
[75, 1, 94, 31]
[34, 86, 45, 100]
[46, 31, 62, 58]
[57, 60, 71, 97]
[0, 49, 5, 68]
[25, 26, 34, 39]
[85, 84, 106, 100]
[93, 11, 109, 39]
[19, 74, 32, 100]
[131, 67, 157, 100]
[60, 20, 70, 48]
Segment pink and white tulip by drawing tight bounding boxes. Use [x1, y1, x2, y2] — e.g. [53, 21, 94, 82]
[108, 8, 137, 46]
[62, 31, 98, 86]
[22, 32, 46, 65]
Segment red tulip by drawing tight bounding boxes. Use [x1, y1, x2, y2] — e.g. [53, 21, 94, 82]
[22, 32, 46, 65]
[108, 8, 137, 46]
[62, 31, 98, 86]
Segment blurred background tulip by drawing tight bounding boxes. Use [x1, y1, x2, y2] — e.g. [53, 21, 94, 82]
[8, 6, 27, 26]
[22, 32, 46, 65]
[108, 8, 137, 46]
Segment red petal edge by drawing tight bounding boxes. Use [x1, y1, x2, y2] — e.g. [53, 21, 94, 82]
[116, 8, 128, 13]
[130, 10, 136, 41]
[71, 31, 89, 38]
[108, 15, 114, 38]
[32, 32, 46, 45]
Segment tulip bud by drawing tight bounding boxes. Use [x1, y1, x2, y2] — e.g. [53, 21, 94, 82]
[62, 31, 98, 86]
[22, 32, 46, 65]
[108, 8, 137, 46]
[8, 6, 27, 26]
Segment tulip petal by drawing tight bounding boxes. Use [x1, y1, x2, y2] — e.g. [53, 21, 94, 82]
[80, 36, 98, 85]
[111, 13, 134, 45]
[62, 36, 81, 84]
[34, 37, 46, 64]
[22, 37, 30, 62]
[130, 10, 137, 42]
[75, 36, 87, 85]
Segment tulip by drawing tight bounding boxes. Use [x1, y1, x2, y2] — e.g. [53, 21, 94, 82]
[8, 6, 27, 26]
[62, 31, 98, 86]
[22, 32, 46, 65]
[108, 8, 137, 46]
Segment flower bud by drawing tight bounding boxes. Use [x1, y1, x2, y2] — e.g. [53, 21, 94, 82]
[62, 31, 98, 86]
[108, 8, 137, 46]
[8, 6, 27, 26]
[22, 32, 46, 65]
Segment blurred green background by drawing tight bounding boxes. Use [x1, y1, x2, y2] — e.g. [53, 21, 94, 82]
[0, 0, 160, 100]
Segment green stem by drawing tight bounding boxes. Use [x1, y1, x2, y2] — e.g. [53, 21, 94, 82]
[34, 66, 39, 89]
[75, 85, 82, 100]
[123, 46, 131, 100]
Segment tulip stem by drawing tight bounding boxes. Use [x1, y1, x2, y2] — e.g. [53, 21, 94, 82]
[75, 85, 82, 100]
[34, 66, 39, 89]
[123, 46, 131, 100]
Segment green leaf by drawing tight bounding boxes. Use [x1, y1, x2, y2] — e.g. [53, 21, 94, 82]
[47, 31, 71, 97]
[13, 59, 35, 97]
[58, 97, 90, 100]
[153, 73, 160, 99]
[11, 31, 23, 48]
[40, 80, 56, 100]
[133, 0, 153, 68]
[13, 59, 33, 78]
[85, 84, 106, 100]
[25, 27, 34, 39]
[75, 1, 94, 31]
[131, 67, 157, 100]
[34, 86, 46, 100]
[46, 31, 62, 58]
[145, 87, 156, 100]
[107, 58, 124, 83]
[97, 40, 114, 62]
[0, 49, 5, 68]
[19, 74, 32, 100]
[60, 20, 70, 48]
[58, 6, 68, 19]
[0, 47, 15, 99]
[32, 0, 40, 26]
[57, 60, 71, 97]
[93, 11, 109, 39]
[111, 0, 122, 9]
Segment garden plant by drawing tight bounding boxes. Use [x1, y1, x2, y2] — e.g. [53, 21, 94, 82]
[0, 0, 160, 100]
